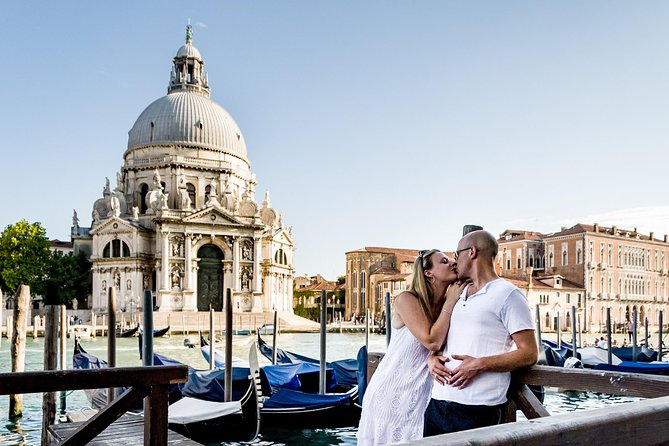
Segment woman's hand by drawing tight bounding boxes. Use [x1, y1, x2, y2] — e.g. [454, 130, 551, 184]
[444, 282, 467, 308]
[427, 353, 452, 386]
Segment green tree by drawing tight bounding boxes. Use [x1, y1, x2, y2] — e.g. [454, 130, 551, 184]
[0, 220, 52, 294]
[48, 251, 91, 306]
[336, 275, 346, 285]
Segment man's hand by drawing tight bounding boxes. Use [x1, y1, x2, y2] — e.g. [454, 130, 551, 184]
[427, 354, 453, 385]
[449, 354, 485, 389]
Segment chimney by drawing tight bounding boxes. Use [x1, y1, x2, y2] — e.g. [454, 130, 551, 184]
[526, 267, 534, 288]
[650, 231, 654, 240]
[612, 225, 617, 234]
[594, 223, 599, 233]
[664, 234, 668, 243]
[634, 227, 638, 233]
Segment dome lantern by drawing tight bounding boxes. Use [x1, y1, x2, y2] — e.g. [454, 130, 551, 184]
[169, 24, 210, 97]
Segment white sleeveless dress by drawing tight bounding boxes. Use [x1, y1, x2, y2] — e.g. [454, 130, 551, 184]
[357, 325, 433, 445]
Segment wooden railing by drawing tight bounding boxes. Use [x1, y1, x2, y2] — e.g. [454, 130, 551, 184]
[367, 354, 669, 446]
[0, 365, 188, 446]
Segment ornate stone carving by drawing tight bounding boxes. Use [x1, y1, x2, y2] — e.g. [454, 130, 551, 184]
[241, 266, 252, 291]
[147, 169, 169, 214]
[170, 264, 184, 290]
[205, 179, 220, 207]
[241, 239, 253, 261]
[170, 235, 184, 257]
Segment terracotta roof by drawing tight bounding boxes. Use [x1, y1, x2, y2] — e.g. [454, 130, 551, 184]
[370, 266, 399, 275]
[50, 239, 73, 249]
[300, 280, 338, 292]
[545, 223, 659, 241]
[498, 230, 544, 242]
[346, 247, 420, 256]
[380, 273, 410, 281]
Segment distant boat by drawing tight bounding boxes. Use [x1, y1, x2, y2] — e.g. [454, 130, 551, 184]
[136, 325, 170, 338]
[117, 323, 140, 338]
[152, 325, 170, 337]
[257, 324, 275, 336]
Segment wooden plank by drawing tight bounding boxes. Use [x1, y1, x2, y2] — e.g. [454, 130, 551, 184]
[411, 395, 669, 446]
[0, 365, 188, 395]
[49, 415, 201, 445]
[513, 365, 669, 398]
[510, 384, 550, 419]
[61, 386, 148, 446]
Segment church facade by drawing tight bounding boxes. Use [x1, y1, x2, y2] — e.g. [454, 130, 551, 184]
[72, 27, 295, 314]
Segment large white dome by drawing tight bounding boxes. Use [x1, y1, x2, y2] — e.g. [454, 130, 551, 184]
[126, 92, 248, 162]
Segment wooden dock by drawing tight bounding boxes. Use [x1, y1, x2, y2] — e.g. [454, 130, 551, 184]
[47, 414, 201, 445]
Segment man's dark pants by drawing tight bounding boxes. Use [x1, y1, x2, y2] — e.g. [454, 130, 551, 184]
[423, 398, 503, 437]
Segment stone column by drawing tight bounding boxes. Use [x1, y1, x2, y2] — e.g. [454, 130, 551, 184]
[253, 237, 261, 292]
[185, 233, 192, 289]
[162, 232, 169, 291]
[232, 237, 240, 291]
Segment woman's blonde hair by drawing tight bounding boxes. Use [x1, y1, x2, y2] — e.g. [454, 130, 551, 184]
[408, 249, 440, 323]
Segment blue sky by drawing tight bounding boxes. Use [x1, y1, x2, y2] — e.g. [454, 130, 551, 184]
[2, 1, 669, 279]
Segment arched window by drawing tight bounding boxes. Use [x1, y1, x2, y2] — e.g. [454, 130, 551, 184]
[205, 185, 211, 204]
[150, 122, 155, 142]
[187, 183, 196, 207]
[274, 248, 288, 265]
[139, 183, 149, 214]
[102, 240, 131, 258]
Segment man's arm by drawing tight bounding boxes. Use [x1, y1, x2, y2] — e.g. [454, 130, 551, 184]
[447, 329, 538, 389]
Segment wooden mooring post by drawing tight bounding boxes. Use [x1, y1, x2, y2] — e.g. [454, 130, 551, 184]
[9, 285, 30, 419]
[41, 284, 59, 445]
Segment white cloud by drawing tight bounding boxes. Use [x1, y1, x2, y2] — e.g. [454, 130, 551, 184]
[501, 206, 669, 238]
[195, 22, 207, 28]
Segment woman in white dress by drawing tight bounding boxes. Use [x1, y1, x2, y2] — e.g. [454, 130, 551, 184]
[357, 249, 462, 445]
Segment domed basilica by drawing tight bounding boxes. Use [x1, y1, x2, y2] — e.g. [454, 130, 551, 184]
[72, 26, 295, 314]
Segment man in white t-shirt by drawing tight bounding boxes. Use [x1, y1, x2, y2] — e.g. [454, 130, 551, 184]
[424, 230, 538, 436]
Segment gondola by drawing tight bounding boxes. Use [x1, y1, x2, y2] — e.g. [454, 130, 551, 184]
[202, 336, 362, 428]
[168, 345, 261, 443]
[152, 325, 170, 337]
[73, 338, 261, 443]
[117, 323, 140, 338]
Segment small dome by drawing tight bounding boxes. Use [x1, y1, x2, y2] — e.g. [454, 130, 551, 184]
[127, 92, 248, 162]
[176, 43, 202, 60]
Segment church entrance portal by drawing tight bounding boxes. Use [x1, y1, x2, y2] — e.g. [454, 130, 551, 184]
[197, 244, 224, 311]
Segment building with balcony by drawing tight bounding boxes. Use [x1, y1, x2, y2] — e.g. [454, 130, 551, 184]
[499, 224, 669, 333]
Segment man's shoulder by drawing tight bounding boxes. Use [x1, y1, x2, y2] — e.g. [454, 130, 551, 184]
[489, 277, 521, 295]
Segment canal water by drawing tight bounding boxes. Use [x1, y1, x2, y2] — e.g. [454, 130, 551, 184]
[0, 332, 641, 445]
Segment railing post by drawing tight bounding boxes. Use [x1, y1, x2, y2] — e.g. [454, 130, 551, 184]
[145, 385, 169, 446]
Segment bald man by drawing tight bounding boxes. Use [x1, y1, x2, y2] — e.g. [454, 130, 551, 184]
[424, 230, 538, 436]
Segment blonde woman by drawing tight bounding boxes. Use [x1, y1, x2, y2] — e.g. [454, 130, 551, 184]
[357, 249, 463, 446]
